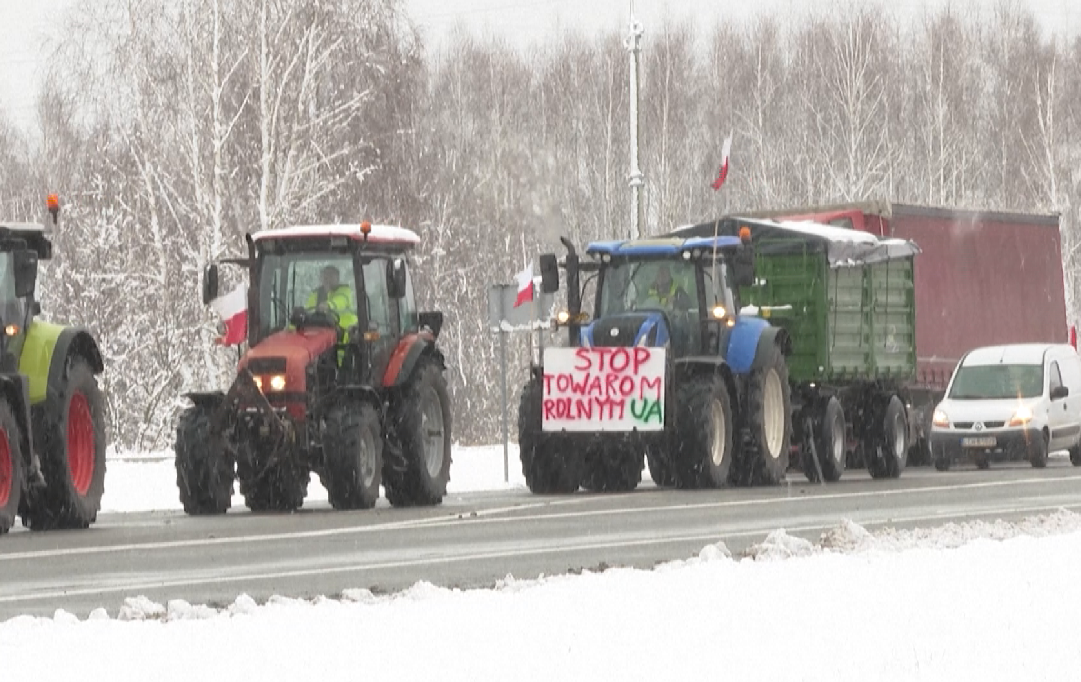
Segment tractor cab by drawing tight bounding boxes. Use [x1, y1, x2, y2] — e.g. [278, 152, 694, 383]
[540, 226, 756, 359]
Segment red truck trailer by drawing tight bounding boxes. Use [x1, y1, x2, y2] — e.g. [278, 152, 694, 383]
[742, 200, 1069, 464]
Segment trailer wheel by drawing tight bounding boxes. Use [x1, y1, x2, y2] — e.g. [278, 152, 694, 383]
[806, 397, 846, 483]
[736, 344, 791, 486]
[385, 358, 453, 507]
[672, 374, 734, 488]
[1029, 430, 1049, 468]
[518, 379, 580, 494]
[581, 442, 641, 492]
[323, 401, 383, 510]
[0, 400, 24, 534]
[21, 356, 107, 530]
[175, 404, 235, 515]
[869, 395, 908, 479]
[1070, 444, 1081, 467]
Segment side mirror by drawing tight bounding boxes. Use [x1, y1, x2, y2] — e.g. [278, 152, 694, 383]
[731, 248, 755, 288]
[13, 249, 38, 298]
[1051, 385, 1069, 400]
[202, 263, 219, 305]
[388, 258, 407, 299]
[539, 253, 560, 293]
[419, 311, 443, 338]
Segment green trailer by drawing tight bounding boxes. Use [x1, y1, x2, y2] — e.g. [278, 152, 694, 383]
[668, 218, 920, 482]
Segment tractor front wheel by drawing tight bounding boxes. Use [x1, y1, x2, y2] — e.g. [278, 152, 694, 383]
[21, 356, 106, 531]
[323, 401, 383, 510]
[0, 400, 25, 534]
[518, 378, 580, 494]
[385, 358, 452, 507]
[672, 374, 734, 488]
[175, 404, 235, 515]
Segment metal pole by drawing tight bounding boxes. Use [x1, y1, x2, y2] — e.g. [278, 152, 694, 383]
[500, 328, 508, 483]
[624, 2, 644, 240]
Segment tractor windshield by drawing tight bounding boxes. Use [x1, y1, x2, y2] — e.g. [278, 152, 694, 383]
[598, 259, 698, 317]
[257, 251, 358, 337]
[0, 252, 24, 327]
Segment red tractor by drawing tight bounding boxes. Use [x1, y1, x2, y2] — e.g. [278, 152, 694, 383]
[174, 222, 452, 513]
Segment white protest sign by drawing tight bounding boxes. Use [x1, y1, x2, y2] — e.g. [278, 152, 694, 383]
[541, 346, 666, 432]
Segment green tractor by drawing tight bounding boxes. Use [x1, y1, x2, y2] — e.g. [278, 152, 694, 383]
[0, 195, 108, 534]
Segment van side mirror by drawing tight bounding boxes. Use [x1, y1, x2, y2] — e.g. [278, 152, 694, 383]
[388, 258, 407, 299]
[202, 263, 219, 305]
[539, 253, 560, 293]
[13, 249, 38, 298]
[1051, 385, 1069, 400]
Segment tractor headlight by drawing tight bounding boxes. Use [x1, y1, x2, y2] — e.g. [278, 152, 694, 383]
[711, 305, 727, 319]
[269, 375, 287, 391]
[555, 310, 570, 325]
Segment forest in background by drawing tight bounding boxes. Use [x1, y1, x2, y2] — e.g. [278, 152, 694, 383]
[0, 0, 1079, 450]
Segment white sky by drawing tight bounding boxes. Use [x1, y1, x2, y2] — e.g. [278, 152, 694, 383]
[1, 0, 1078, 135]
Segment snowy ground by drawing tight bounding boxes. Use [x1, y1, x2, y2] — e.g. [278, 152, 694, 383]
[5, 447, 1081, 680]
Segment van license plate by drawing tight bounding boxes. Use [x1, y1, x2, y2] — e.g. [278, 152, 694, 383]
[962, 437, 996, 448]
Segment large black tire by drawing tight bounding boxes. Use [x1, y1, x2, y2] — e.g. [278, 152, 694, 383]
[804, 397, 846, 483]
[672, 374, 734, 488]
[869, 395, 908, 479]
[385, 358, 452, 507]
[175, 404, 235, 515]
[323, 401, 383, 510]
[735, 344, 791, 486]
[21, 356, 107, 530]
[1029, 430, 1049, 468]
[1070, 444, 1081, 467]
[518, 379, 580, 494]
[237, 452, 309, 512]
[0, 400, 24, 534]
[646, 445, 676, 487]
[581, 442, 642, 492]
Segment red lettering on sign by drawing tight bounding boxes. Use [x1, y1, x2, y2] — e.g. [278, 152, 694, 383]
[543, 399, 557, 420]
[609, 348, 630, 373]
[640, 376, 662, 400]
[633, 347, 651, 374]
[574, 347, 591, 371]
[619, 376, 635, 397]
[575, 398, 593, 420]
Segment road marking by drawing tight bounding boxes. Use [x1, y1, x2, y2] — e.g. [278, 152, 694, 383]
[3, 501, 1080, 606]
[3, 473, 1079, 562]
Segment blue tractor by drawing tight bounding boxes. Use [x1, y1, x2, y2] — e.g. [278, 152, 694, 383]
[518, 221, 793, 493]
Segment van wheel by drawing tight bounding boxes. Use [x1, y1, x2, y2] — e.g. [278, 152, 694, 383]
[1070, 445, 1081, 467]
[1030, 431, 1049, 468]
[973, 453, 990, 470]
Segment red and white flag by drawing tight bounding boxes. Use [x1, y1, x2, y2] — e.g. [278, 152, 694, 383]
[513, 263, 534, 308]
[209, 283, 248, 346]
[710, 133, 733, 191]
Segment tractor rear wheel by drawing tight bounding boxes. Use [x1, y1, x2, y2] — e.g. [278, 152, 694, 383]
[734, 344, 791, 486]
[21, 356, 106, 531]
[175, 404, 235, 515]
[385, 358, 452, 507]
[0, 400, 25, 534]
[323, 401, 383, 510]
[672, 374, 734, 488]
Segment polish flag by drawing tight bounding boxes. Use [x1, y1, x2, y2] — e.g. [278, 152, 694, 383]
[209, 284, 248, 346]
[710, 133, 733, 191]
[513, 263, 534, 308]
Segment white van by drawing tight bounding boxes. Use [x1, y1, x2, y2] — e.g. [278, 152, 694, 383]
[930, 343, 1081, 469]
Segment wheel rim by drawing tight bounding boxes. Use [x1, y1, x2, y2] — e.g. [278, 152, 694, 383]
[831, 413, 845, 465]
[0, 428, 11, 508]
[67, 392, 95, 496]
[710, 398, 727, 467]
[762, 369, 786, 459]
[892, 412, 905, 458]
[420, 387, 445, 478]
[358, 427, 376, 488]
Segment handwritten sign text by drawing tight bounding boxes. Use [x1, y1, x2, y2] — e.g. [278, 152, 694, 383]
[541, 346, 666, 432]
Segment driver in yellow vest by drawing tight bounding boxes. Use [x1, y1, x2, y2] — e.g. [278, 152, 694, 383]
[306, 265, 358, 335]
[644, 264, 691, 308]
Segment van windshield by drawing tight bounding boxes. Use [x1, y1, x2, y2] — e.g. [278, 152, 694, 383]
[948, 364, 1044, 400]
